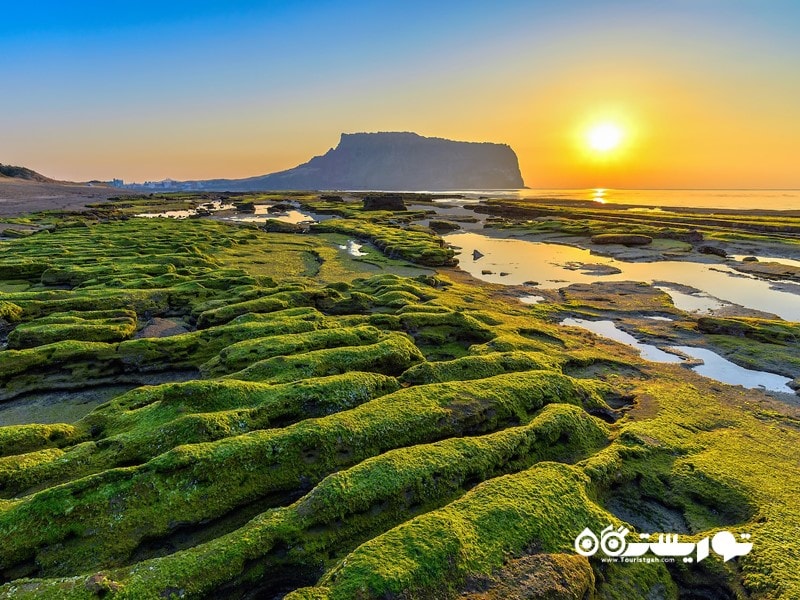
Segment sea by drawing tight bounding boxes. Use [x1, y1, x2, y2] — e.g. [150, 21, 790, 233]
[398, 189, 800, 212]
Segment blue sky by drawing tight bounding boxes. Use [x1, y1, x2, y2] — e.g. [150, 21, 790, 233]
[2, 1, 799, 187]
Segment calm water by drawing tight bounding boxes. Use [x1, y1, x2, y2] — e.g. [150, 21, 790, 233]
[561, 319, 794, 393]
[445, 233, 800, 321]
[392, 189, 800, 211]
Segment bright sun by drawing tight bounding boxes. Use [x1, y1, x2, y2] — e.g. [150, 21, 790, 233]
[587, 123, 623, 152]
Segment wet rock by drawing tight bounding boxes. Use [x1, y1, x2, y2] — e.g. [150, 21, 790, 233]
[660, 229, 704, 243]
[363, 195, 406, 211]
[481, 270, 494, 275]
[233, 201, 256, 213]
[698, 244, 727, 258]
[563, 262, 623, 276]
[428, 220, 461, 233]
[523, 281, 540, 286]
[742, 256, 759, 262]
[85, 573, 122, 594]
[499, 272, 510, 277]
[267, 202, 294, 213]
[459, 553, 594, 600]
[732, 260, 800, 282]
[590, 233, 652, 246]
[473, 249, 484, 260]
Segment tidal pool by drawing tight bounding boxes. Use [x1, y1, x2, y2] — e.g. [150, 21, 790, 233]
[445, 232, 800, 321]
[560, 318, 794, 393]
[224, 204, 332, 224]
[671, 346, 794, 393]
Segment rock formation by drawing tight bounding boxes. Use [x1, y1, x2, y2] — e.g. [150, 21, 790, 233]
[189, 132, 525, 191]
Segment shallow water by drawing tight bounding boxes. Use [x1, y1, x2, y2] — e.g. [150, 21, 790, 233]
[445, 233, 800, 321]
[225, 204, 331, 225]
[391, 189, 800, 211]
[654, 286, 728, 314]
[136, 201, 235, 219]
[671, 346, 794, 393]
[338, 240, 367, 256]
[0, 385, 134, 426]
[560, 319, 794, 393]
[561, 318, 683, 364]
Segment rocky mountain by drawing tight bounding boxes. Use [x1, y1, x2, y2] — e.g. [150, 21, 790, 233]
[182, 132, 525, 191]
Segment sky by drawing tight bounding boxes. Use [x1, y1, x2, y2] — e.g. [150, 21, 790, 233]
[1, 0, 799, 188]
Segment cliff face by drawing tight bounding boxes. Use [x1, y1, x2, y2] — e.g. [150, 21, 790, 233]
[199, 132, 525, 191]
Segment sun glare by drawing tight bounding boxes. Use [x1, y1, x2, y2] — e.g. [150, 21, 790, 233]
[587, 123, 623, 152]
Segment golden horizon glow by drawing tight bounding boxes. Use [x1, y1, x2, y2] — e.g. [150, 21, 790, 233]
[587, 123, 623, 152]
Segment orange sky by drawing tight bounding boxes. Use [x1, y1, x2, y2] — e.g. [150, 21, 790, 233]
[2, 2, 799, 188]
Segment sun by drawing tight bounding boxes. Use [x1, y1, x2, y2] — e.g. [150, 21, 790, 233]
[587, 123, 623, 152]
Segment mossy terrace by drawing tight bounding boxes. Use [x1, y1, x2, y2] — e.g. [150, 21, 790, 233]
[0, 194, 797, 599]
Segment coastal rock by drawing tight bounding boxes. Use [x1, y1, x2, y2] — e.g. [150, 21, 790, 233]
[233, 201, 256, 213]
[473, 249, 484, 260]
[698, 244, 727, 258]
[428, 220, 461, 233]
[732, 260, 800, 282]
[267, 202, 294, 213]
[363, 195, 406, 211]
[263, 219, 305, 233]
[459, 553, 594, 600]
[590, 233, 652, 246]
[183, 132, 525, 191]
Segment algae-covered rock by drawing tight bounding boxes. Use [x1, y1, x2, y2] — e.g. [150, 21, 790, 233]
[590, 233, 652, 246]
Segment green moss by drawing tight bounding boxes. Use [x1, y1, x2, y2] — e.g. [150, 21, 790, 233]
[0, 301, 23, 323]
[7, 310, 138, 349]
[225, 334, 424, 382]
[201, 325, 387, 376]
[294, 463, 612, 599]
[399, 351, 560, 385]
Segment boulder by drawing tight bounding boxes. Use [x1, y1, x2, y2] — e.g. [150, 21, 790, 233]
[363, 195, 406, 211]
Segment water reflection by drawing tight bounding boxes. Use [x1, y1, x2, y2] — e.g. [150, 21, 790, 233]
[671, 346, 793, 393]
[560, 319, 794, 393]
[338, 240, 367, 256]
[445, 232, 800, 321]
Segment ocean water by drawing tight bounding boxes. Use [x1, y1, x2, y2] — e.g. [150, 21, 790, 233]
[402, 189, 800, 211]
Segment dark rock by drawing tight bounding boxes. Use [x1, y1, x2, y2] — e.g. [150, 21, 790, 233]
[428, 220, 461, 233]
[267, 202, 294, 213]
[458, 553, 594, 600]
[499, 272, 510, 277]
[659, 229, 704, 243]
[698, 244, 727, 258]
[472, 250, 484, 260]
[320, 194, 344, 202]
[363, 195, 406, 211]
[590, 233, 653, 246]
[523, 280, 540, 286]
[263, 219, 304, 233]
[742, 256, 759, 262]
[233, 201, 256, 213]
[481, 270, 493, 275]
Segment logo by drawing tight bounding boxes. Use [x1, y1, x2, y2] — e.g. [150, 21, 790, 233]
[574, 525, 752, 563]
